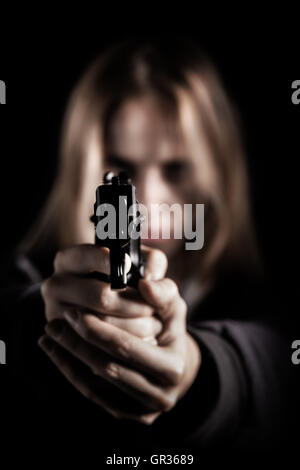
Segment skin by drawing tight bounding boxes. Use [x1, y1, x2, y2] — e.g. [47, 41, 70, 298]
[40, 96, 202, 424]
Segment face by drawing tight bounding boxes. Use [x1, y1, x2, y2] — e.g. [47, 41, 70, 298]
[104, 97, 196, 259]
[78, 96, 196, 260]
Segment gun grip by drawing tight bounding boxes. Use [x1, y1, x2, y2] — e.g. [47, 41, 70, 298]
[110, 249, 127, 289]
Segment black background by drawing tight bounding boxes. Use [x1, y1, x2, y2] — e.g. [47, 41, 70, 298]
[0, 18, 299, 458]
[1, 27, 299, 312]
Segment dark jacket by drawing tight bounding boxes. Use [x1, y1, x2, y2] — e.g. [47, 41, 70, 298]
[0, 252, 293, 452]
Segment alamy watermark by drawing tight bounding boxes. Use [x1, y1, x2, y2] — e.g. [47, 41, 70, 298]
[291, 340, 300, 365]
[0, 80, 6, 104]
[0, 340, 6, 365]
[95, 201, 204, 251]
[291, 80, 300, 105]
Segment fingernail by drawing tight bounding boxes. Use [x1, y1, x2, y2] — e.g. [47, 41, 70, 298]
[45, 320, 64, 339]
[144, 272, 152, 281]
[38, 335, 55, 354]
[63, 309, 78, 325]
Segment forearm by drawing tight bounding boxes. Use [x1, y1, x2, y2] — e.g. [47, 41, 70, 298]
[150, 318, 288, 449]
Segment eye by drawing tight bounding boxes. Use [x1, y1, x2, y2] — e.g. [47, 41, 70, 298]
[163, 160, 189, 181]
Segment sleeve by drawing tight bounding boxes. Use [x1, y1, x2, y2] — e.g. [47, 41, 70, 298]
[151, 318, 290, 449]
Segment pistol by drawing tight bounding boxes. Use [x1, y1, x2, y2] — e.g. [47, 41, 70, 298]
[91, 171, 145, 289]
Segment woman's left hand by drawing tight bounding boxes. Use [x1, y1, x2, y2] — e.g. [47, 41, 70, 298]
[38, 277, 202, 425]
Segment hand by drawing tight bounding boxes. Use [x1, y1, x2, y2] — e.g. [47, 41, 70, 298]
[39, 275, 202, 424]
[41, 244, 167, 343]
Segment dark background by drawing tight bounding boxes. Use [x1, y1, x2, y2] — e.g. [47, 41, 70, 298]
[1, 29, 299, 311]
[0, 22, 299, 456]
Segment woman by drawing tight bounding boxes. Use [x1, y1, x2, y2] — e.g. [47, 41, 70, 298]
[0, 37, 289, 450]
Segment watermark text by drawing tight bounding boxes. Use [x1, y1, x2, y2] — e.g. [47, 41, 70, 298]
[0, 80, 6, 104]
[0, 340, 6, 364]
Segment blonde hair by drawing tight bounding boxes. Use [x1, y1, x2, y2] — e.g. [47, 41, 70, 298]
[19, 37, 262, 283]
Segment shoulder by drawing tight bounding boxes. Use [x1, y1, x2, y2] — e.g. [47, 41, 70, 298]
[190, 268, 273, 321]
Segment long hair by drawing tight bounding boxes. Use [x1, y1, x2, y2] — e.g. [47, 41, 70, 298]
[19, 36, 262, 283]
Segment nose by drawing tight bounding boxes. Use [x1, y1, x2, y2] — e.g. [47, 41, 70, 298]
[136, 166, 172, 240]
[136, 166, 171, 208]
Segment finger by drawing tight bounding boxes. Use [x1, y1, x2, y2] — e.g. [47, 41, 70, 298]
[63, 311, 184, 386]
[44, 297, 64, 322]
[54, 244, 131, 276]
[138, 278, 178, 311]
[44, 322, 177, 412]
[46, 305, 159, 344]
[38, 334, 158, 421]
[138, 278, 187, 346]
[38, 334, 120, 418]
[98, 314, 163, 339]
[143, 337, 158, 346]
[42, 274, 153, 318]
[141, 245, 168, 281]
[138, 278, 186, 320]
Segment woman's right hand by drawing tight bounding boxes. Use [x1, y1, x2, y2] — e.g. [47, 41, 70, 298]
[41, 244, 168, 343]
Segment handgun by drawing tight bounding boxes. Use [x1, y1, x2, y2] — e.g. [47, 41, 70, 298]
[91, 171, 145, 289]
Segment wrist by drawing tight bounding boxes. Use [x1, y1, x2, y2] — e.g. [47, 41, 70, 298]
[180, 332, 202, 399]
